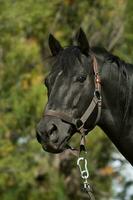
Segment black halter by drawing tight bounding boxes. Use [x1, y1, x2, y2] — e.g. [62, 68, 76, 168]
[44, 55, 102, 136]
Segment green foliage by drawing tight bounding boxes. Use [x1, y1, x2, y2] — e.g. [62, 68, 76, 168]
[0, 0, 132, 200]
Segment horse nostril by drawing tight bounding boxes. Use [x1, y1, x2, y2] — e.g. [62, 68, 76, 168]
[48, 124, 58, 143]
[36, 124, 58, 144]
[48, 124, 57, 135]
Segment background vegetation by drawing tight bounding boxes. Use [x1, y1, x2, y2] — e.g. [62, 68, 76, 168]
[0, 0, 133, 199]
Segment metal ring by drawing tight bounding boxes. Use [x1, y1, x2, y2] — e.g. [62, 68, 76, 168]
[94, 90, 101, 100]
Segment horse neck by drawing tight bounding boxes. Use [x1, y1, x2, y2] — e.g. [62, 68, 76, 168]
[98, 59, 124, 133]
[97, 57, 133, 165]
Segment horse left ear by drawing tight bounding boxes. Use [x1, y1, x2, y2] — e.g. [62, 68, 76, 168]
[75, 28, 90, 55]
[48, 34, 63, 56]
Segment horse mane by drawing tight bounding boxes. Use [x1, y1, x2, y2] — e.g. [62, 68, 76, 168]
[48, 45, 131, 74]
[92, 46, 126, 67]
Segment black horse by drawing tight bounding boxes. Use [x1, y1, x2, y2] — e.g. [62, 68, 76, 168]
[36, 28, 133, 166]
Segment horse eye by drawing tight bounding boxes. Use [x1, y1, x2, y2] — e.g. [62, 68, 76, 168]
[76, 75, 86, 83]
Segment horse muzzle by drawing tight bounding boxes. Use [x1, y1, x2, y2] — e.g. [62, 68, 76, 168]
[36, 116, 73, 153]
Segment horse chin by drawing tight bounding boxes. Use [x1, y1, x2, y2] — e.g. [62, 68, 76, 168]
[43, 147, 64, 154]
[42, 142, 69, 154]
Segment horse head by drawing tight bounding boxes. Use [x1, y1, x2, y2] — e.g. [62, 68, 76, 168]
[36, 28, 101, 153]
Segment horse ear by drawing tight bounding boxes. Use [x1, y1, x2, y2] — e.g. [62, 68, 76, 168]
[48, 34, 63, 56]
[75, 28, 90, 55]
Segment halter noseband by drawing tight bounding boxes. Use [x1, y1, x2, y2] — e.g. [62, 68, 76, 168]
[44, 55, 102, 135]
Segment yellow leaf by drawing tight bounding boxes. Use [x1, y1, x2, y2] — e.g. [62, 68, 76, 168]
[98, 166, 114, 176]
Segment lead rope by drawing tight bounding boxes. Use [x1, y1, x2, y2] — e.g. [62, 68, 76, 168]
[77, 130, 96, 200]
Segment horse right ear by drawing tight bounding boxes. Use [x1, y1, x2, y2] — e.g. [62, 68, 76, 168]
[75, 28, 90, 55]
[48, 34, 63, 56]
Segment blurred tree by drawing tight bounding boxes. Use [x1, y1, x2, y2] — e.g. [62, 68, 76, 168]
[0, 0, 132, 200]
